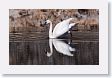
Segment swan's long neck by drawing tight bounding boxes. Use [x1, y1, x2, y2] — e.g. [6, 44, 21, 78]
[47, 39, 53, 57]
[49, 21, 53, 38]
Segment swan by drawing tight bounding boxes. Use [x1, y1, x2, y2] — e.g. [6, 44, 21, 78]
[45, 18, 76, 38]
[47, 39, 76, 57]
[68, 23, 76, 33]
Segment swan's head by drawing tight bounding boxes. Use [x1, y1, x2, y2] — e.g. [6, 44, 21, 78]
[45, 20, 51, 25]
[47, 52, 52, 57]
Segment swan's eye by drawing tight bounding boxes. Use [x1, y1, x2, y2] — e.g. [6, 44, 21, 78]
[44, 21, 48, 25]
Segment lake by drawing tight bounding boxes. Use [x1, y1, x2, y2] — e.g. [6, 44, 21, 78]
[9, 32, 99, 65]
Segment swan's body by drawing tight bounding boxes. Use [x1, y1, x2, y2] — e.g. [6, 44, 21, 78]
[45, 18, 75, 38]
[47, 39, 76, 57]
[68, 23, 76, 34]
[69, 23, 76, 29]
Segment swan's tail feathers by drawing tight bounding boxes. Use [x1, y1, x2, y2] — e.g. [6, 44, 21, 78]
[70, 23, 76, 26]
[66, 53, 74, 56]
[62, 51, 74, 56]
[69, 47, 76, 51]
[69, 23, 76, 29]
[47, 52, 52, 57]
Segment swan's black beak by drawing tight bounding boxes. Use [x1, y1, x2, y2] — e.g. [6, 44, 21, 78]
[44, 21, 47, 25]
[40, 21, 47, 27]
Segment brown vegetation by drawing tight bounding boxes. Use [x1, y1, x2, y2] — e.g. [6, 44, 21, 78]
[76, 17, 99, 31]
[9, 9, 99, 33]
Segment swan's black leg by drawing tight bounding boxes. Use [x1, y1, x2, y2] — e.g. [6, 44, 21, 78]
[70, 31, 72, 38]
[68, 31, 72, 38]
[68, 28, 73, 38]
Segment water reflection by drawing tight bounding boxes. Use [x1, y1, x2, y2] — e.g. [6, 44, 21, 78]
[47, 39, 76, 57]
[9, 39, 99, 65]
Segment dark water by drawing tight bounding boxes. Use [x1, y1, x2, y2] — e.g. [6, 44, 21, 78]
[9, 38, 99, 65]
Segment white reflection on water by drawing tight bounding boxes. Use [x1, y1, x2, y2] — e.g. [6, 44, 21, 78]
[47, 39, 76, 57]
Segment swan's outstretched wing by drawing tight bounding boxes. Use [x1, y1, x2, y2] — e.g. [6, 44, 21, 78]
[53, 20, 70, 38]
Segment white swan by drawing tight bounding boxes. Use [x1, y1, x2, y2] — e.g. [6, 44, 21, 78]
[47, 39, 76, 57]
[45, 18, 75, 38]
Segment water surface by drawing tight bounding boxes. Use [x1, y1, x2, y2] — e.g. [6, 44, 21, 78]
[9, 38, 99, 65]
